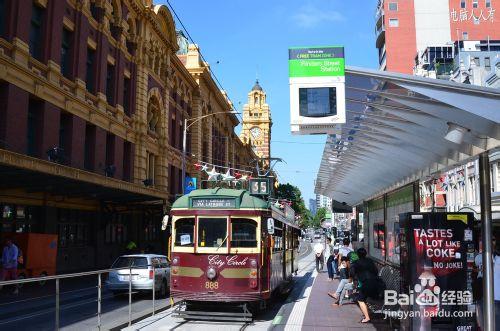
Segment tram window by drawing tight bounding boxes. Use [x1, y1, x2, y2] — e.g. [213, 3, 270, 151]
[198, 217, 227, 248]
[272, 228, 283, 252]
[174, 218, 194, 247]
[231, 218, 257, 248]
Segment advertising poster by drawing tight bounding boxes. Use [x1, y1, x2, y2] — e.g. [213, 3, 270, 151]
[399, 212, 474, 330]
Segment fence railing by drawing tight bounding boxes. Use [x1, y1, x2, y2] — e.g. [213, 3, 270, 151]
[0, 265, 168, 330]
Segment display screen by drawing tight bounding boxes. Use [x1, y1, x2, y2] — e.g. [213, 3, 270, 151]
[299, 87, 337, 117]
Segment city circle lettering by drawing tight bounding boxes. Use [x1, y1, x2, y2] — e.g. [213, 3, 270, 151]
[208, 255, 249, 268]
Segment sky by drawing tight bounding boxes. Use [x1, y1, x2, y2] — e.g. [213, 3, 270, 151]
[162, 0, 379, 205]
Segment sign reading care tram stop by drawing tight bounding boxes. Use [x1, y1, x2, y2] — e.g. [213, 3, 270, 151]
[289, 46, 346, 135]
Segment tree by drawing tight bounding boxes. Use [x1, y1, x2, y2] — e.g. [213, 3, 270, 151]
[275, 183, 309, 226]
[312, 207, 328, 228]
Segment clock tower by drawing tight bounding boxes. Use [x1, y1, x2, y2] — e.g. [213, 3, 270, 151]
[240, 80, 272, 164]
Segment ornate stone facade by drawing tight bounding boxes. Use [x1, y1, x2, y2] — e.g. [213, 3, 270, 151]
[0, 0, 255, 271]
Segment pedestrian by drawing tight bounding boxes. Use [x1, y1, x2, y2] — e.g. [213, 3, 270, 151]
[313, 241, 324, 272]
[325, 238, 335, 281]
[337, 238, 353, 267]
[1, 238, 19, 294]
[330, 255, 355, 306]
[350, 248, 383, 323]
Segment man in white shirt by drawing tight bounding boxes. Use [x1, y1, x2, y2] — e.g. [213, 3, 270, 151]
[337, 238, 353, 266]
[314, 241, 324, 272]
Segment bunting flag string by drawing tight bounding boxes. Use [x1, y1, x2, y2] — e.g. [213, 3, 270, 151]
[192, 160, 253, 183]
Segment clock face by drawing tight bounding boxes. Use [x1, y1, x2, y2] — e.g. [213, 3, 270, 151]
[250, 127, 262, 139]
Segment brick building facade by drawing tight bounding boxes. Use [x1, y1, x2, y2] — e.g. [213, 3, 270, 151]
[0, 0, 255, 272]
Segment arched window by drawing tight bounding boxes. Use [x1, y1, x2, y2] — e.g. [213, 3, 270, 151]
[254, 96, 259, 105]
[147, 97, 160, 133]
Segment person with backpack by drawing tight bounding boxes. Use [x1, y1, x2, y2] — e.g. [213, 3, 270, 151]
[1, 238, 19, 294]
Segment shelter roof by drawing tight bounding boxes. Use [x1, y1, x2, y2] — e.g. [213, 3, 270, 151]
[315, 66, 500, 206]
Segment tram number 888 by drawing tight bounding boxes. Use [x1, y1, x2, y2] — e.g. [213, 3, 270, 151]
[205, 281, 219, 290]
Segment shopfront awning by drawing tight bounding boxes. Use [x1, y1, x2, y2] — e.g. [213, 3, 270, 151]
[315, 66, 500, 206]
[0, 149, 168, 203]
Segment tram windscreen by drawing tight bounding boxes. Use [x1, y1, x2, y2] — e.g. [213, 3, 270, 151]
[198, 218, 227, 248]
[174, 218, 194, 247]
[231, 219, 257, 248]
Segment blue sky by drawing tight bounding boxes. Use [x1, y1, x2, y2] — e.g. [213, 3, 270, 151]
[163, 0, 379, 205]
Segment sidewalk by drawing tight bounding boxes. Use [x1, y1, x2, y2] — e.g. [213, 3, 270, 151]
[285, 269, 391, 331]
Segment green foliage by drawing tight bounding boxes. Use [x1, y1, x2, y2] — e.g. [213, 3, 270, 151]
[311, 207, 328, 228]
[276, 183, 310, 227]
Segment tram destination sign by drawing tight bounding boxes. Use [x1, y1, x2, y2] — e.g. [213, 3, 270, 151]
[191, 198, 237, 209]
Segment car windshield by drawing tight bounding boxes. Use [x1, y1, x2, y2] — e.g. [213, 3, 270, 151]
[198, 217, 227, 248]
[112, 257, 148, 269]
[231, 218, 257, 248]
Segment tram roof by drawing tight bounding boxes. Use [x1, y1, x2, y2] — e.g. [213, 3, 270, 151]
[315, 66, 500, 206]
[171, 188, 269, 210]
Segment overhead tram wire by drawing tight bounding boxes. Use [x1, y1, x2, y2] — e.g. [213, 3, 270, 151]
[166, 0, 246, 125]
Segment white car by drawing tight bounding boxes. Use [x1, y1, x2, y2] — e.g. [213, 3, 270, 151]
[106, 254, 170, 297]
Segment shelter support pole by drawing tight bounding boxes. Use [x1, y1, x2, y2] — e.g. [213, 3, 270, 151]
[479, 152, 495, 331]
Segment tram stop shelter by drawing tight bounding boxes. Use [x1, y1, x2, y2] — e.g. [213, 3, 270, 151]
[314, 66, 500, 330]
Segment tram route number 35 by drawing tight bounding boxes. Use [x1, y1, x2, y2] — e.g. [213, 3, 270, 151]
[205, 281, 219, 290]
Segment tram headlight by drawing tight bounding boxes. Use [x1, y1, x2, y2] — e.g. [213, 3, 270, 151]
[206, 266, 217, 280]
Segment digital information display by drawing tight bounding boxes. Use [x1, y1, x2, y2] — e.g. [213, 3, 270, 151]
[289, 46, 346, 135]
[191, 198, 236, 209]
[299, 87, 337, 117]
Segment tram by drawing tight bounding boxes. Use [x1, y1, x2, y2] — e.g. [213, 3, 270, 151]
[168, 187, 301, 309]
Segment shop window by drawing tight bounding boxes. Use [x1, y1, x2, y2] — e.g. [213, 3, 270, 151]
[473, 0, 478, 8]
[86, 47, 96, 93]
[29, 4, 44, 60]
[461, 0, 466, 8]
[486, 0, 491, 8]
[174, 218, 194, 246]
[231, 219, 257, 248]
[198, 218, 227, 248]
[143, 219, 158, 241]
[61, 28, 73, 79]
[373, 223, 385, 249]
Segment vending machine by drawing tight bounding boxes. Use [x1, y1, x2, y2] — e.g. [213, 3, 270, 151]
[399, 212, 475, 331]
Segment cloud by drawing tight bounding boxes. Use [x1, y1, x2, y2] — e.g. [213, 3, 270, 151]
[291, 4, 345, 28]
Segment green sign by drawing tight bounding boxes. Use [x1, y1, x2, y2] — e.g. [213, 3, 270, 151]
[325, 211, 332, 220]
[289, 46, 345, 78]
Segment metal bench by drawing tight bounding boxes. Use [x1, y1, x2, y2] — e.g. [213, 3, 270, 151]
[366, 264, 401, 328]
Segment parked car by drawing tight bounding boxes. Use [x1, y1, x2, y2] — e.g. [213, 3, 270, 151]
[106, 254, 170, 297]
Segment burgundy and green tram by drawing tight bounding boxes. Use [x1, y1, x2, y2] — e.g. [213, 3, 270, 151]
[168, 188, 300, 306]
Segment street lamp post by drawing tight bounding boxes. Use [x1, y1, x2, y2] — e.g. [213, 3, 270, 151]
[181, 111, 240, 194]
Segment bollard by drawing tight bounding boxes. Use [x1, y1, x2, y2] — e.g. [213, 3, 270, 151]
[152, 265, 155, 316]
[97, 273, 102, 330]
[128, 267, 132, 326]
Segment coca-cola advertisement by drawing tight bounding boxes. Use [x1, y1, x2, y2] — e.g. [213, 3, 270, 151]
[399, 212, 475, 331]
